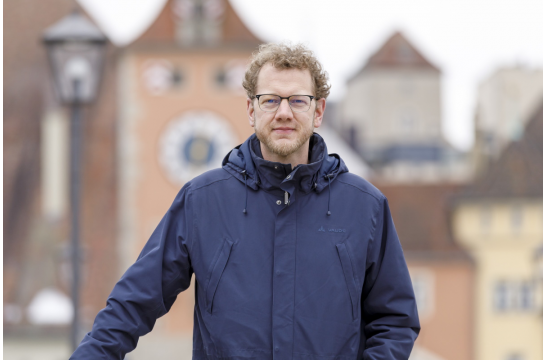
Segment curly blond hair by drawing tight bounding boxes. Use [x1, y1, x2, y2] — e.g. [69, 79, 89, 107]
[242, 42, 331, 100]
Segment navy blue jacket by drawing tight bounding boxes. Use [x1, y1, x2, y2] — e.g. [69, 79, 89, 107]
[71, 133, 420, 360]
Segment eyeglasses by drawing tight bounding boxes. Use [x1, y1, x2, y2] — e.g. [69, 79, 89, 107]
[254, 94, 315, 113]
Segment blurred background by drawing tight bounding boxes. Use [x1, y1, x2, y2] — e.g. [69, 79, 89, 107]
[3, 0, 542, 359]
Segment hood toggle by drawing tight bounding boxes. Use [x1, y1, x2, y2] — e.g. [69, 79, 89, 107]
[221, 133, 349, 218]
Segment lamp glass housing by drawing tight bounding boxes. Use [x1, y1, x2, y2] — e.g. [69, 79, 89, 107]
[43, 12, 107, 104]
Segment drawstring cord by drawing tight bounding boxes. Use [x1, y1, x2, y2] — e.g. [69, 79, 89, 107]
[325, 174, 333, 216]
[241, 170, 248, 214]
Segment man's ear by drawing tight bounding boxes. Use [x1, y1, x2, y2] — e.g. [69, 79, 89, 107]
[247, 98, 256, 127]
[313, 98, 326, 128]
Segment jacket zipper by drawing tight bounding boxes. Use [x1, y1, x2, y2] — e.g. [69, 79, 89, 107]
[284, 191, 290, 205]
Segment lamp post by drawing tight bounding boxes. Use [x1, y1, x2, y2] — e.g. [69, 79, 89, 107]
[42, 10, 107, 351]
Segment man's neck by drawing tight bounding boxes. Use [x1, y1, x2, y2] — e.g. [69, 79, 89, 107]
[260, 141, 309, 169]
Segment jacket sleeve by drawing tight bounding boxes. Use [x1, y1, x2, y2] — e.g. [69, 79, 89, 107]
[361, 195, 420, 359]
[70, 183, 194, 360]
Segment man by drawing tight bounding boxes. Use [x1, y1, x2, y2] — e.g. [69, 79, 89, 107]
[71, 43, 420, 360]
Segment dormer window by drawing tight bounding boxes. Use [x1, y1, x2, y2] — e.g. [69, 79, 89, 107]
[173, 0, 225, 45]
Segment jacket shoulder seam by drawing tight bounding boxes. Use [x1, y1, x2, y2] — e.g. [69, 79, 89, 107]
[336, 178, 384, 202]
[190, 175, 233, 192]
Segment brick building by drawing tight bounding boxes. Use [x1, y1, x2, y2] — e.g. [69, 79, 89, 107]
[4, 0, 120, 357]
[376, 183, 474, 360]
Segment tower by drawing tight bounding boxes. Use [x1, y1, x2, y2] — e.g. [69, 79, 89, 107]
[116, 1, 262, 356]
[341, 31, 467, 183]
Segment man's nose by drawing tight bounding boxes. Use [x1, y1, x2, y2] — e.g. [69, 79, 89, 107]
[275, 98, 293, 118]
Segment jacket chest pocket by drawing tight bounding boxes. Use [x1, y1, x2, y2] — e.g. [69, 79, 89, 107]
[205, 238, 234, 314]
[336, 242, 359, 320]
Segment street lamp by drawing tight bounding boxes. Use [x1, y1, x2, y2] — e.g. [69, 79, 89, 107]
[42, 10, 107, 351]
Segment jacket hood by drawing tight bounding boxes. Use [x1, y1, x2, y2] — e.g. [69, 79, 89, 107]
[222, 132, 349, 194]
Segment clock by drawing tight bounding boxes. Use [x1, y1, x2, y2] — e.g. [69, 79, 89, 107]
[158, 110, 238, 185]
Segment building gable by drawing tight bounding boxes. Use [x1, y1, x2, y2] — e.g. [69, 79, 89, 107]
[461, 103, 543, 199]
[349, 31, 439, 82]
[134, 0, 261, 47]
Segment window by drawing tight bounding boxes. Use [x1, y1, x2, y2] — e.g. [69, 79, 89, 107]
[494, 280, 535, 312]
[214, 60, 247, 93]
[494, 281, 509, 311]
[397, 107, 418, 132]
[141, 59, 185, 95]
[173, 0, 225, 45]
[518, 282, 533, 310]
[171, 68, 184, 88]
[505, 353, 524, 360]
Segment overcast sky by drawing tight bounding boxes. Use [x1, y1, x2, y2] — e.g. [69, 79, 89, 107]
[78, 0, 543, 151]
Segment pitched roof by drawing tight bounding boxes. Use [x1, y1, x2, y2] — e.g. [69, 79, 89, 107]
[377, 183, 471, 261]
[459, 102, 543, 199]
[133, 0, 261, 47]
[349, 31, 439, 82]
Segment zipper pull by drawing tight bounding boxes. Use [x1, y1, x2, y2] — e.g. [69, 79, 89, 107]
[284, 191, 290, 205]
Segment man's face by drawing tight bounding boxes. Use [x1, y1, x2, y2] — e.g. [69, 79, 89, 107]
[247, 63, 325, 158]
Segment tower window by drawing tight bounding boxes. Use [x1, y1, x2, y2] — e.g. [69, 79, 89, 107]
[215, 69, 226, 86]
[397, 108, 417, 132]
[141, 59, 185, 95]
[214, 60, 247, 92]
[171, 68, 184, 88]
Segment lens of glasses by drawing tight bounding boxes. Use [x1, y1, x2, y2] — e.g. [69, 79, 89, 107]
[258, 95, 281, 111]
[288, 96, 311, 112]
[258, 95, 312, 112]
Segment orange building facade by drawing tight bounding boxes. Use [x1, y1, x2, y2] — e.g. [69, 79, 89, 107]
[115, 1, 262, 355]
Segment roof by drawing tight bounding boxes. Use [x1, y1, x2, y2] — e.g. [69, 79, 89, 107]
[459, 102, 543, 199]
[349, 31, 439, 82]
[377, 183, 471, 260]
[132, 0, 261, 47]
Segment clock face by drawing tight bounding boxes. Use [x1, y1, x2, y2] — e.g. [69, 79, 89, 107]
[158, 110, 238, 185]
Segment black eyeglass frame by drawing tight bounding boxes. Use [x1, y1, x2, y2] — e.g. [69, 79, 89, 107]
[254, 94, 315, 113]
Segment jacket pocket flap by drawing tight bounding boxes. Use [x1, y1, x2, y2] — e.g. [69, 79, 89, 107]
[206, 238, 234, 314]
[336, 242, 358, 320]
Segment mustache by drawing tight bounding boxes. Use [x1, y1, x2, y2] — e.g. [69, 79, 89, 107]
[269, 123, 298, 129]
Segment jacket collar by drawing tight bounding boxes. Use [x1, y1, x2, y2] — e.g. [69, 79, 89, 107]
[222, 132, 348, 194]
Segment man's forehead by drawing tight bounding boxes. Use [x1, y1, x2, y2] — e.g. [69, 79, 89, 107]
[256, 63, 313, 94]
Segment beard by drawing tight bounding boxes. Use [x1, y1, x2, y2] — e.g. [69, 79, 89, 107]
[254, 116, 315, 158]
